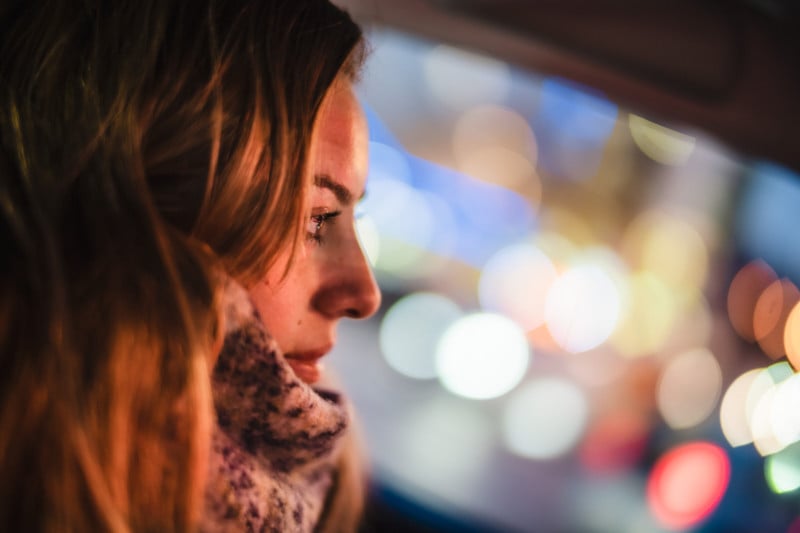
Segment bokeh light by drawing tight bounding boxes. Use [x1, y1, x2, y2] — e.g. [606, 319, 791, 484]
[656, 348, 722, 430]
[748, 362, 794, 456]
[544, 264, 622, 353]
[727, 260, 778, 342]
[356, 214, 380, 266]
[646, 442, 730, 530]
[380, 292, 463, 380]
[369, 141, 412, 185]
[458, 146, 541, 198]
[770, 373, 800, 449]
[393, 396, 495, 498]
[478, 243, 558, 331]
[753, 278, 800, 359]
[362, 179, 434, 277]
[628, 114, 696, 166]
[612, 271, 677, 357]
[452, 105, 538, 192]
[503, 377, 589, 460]
[785, 302, 800, 371]
[436, 313, 530, 399]
[453, 105, 537, 164]
[720, 368, 763, 447]
[622, 210, 709, 295]
[765, 442, 800, 494]
[423, 45, 511, 110]
[735, 163, 800, 280]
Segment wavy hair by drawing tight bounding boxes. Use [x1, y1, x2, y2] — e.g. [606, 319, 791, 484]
[0, 0, 363, 529]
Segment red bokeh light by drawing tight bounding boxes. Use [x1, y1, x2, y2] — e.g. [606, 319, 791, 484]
[646, 441, 730, 530]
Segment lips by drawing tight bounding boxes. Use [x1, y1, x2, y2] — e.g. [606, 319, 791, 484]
[284, 346, 331, 384]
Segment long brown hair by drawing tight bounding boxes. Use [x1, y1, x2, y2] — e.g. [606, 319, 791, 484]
[0, 0, 363, 530]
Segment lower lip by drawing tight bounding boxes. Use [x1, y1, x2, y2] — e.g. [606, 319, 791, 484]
[286, 359, 322, 384]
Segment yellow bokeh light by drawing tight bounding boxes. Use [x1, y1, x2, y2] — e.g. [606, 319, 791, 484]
[628, 114, 696, 166]
[612, 271, 677, 358]
[621, 210, 708, 295]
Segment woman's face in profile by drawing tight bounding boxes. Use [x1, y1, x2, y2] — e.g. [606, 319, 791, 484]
[248, 82, 381, 384]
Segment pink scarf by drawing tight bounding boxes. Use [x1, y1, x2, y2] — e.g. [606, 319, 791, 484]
[200, 280, 349, 532]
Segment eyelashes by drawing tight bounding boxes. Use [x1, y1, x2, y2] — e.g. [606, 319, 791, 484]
[306, 210, 341, 244]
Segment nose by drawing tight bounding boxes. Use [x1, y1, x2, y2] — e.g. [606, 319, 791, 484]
[311, 237, 381, 320]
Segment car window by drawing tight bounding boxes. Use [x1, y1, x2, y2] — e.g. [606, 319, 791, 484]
[330, 27, 800, 532]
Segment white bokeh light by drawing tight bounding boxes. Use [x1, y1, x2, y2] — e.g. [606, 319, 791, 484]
[362, 180, 435, 276]
[503, 377, 589, 460]
[770, 374, 800, 449]
[355, 214, 380, 267]
[545, 265, 622, 353]
[720, 368, 765, 447]
[380, 292, 463, 380]
[436, 313, 530, 400]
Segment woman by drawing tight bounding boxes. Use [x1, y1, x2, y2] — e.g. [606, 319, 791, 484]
[0, 0, 379, 530]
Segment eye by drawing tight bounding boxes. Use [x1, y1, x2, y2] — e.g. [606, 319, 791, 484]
[306, 211, 341, 244]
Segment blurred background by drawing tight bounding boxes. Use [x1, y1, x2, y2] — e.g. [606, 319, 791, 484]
[328, 2, 800, 531]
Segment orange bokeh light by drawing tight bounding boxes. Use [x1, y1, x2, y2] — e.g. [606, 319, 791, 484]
[753, 279, 800, 359]
[727, 260, 777, 342]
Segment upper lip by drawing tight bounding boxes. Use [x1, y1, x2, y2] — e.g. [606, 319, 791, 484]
[284, 345, 332, 362]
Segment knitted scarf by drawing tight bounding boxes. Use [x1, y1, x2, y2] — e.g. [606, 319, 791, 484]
[200, 280, 349, 532]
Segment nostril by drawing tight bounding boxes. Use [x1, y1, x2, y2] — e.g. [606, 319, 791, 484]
[345, 308, 361, 318]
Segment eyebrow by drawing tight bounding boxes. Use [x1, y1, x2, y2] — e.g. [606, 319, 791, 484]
[314, 174, 363, 205]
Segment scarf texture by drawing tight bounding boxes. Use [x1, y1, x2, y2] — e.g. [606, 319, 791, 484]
[200, 280, 349, 532]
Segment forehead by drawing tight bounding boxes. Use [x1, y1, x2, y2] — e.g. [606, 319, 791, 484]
[311, 82, 368, 195]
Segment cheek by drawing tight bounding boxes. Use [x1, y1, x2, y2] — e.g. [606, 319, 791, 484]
[245, 255, 316, 343]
